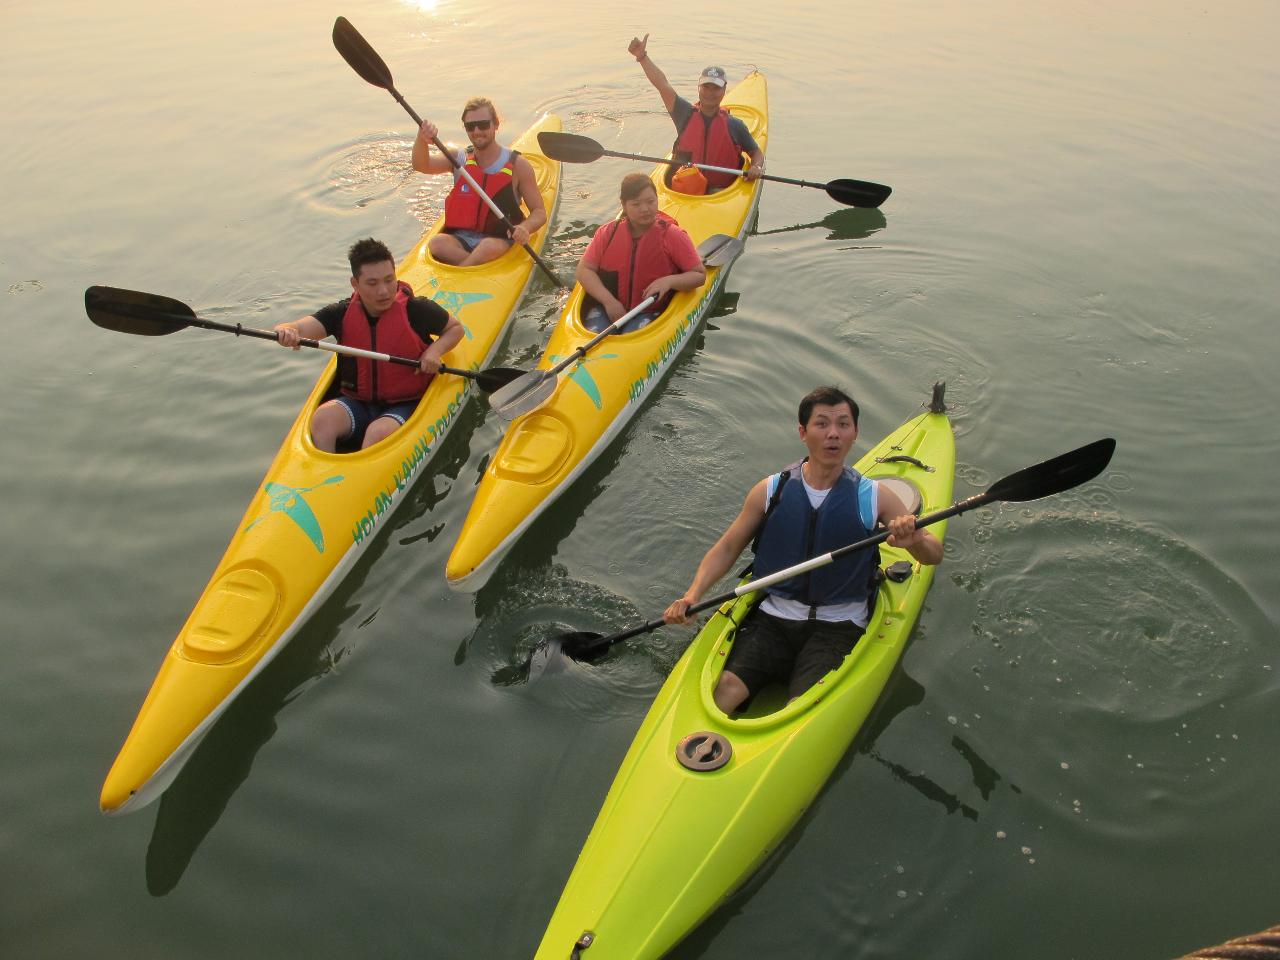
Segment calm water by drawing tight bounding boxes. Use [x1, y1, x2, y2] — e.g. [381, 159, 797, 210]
[3, 0, 1278, 957]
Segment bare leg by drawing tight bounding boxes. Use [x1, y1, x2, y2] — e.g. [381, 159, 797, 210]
[713, 670, 750, 714]
[360, 415, 403, 449]
[429, 234, 470, 265]
[460, 237, 513, 266]
[310, 401, 351, 453]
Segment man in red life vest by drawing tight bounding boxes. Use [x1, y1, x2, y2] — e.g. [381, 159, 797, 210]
[628, 34, 765, 195]
[273, 238, 464, 452]
[576, 172, 706, 333]
[412, 97, 548, 266]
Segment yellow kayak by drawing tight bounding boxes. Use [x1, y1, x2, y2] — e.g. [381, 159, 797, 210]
[446, 72, 768, 590]
[100, 113, 563, 815]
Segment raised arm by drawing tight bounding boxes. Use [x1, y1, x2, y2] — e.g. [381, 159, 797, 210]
[628, 34, 678, 114]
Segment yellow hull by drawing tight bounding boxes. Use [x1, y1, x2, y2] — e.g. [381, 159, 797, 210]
[100, 113, 563, 815]
[446, 73, 768, 590]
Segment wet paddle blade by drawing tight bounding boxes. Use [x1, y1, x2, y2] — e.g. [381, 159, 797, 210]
[700, 235, 744, 269]
[536, 130, 604, 164]
[85, 285, 195, 336]
[988, 438, 1117, 503]
[498, 636, 575, 684]
[332, 17, 395, 90]
[825, 178, 893, 209]
[490, 371, 556, 421]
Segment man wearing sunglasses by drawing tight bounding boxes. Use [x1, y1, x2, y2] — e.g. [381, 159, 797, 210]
[412, 97, 548, 266]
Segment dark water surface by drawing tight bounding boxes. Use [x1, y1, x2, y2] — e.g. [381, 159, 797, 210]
[3, 0, 1277, 957]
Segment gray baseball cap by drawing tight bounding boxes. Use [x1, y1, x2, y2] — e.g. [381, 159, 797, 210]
[697, 66, 727, 88]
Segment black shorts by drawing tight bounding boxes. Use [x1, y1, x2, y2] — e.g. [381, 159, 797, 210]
[722, 608, 866, 701]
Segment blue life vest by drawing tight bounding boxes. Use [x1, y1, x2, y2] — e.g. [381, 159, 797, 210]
[752, 461, 878, 608]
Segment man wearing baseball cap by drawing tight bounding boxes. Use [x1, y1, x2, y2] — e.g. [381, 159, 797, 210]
[627, 34, 765, 195]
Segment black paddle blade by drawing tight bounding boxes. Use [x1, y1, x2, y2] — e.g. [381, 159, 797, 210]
[825, 178, 893, 209]
[988, 438, 1117, 503]
[332, 16, 394, 90]
[536, 131, 605, 164]
[84, 286, 195, 336]
[557, 631, 610, 664]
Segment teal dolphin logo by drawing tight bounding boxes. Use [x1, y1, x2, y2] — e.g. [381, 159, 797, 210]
[426, 277, 493, 339]
[549, 353, 617, 409]
[243, 475, 344, 553]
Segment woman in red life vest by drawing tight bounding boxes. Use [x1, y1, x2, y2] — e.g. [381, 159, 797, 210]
[412, 97, 548, 266]
[628, 34, 765, 195]
[274, 238, 464, 452]
[576, 173, 706, 333]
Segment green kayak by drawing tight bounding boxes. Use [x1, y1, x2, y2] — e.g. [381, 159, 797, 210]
[534, 385, 955, 959]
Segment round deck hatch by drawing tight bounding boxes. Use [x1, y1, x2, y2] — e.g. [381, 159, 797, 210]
[676, 731, 733, 772]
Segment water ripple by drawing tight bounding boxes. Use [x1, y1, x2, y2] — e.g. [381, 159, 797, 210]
[959, 512, 1275, 720]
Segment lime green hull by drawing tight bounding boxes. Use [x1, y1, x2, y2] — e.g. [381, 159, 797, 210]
[534, 399, 955, 959]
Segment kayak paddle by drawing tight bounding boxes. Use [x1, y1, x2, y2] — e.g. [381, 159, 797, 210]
[488, 232, 744, 421]
[518, 437, 1117, 674]
[332, 16, 564, 288]
[537, 130, 892, 209]
[84, 285, 527, 394]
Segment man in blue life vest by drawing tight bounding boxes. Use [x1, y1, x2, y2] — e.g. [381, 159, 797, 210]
[273, 237, 463, 452]
[412, 97, 548, 266]
[628, 34, 766, 194]
[664, 386, 943, 712]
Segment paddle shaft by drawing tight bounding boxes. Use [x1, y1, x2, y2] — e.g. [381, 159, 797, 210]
[164, 309, 494, 384]
[597, 144, 854, 194]
[165, 310, 433, 368]
[577, 491, 994, 654]
[549, 296, 657, 377]
[536, 132, 890, 208]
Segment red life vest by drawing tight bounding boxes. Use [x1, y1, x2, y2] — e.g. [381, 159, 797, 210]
[674, 107, 742, 189]
[591, 212, 684, 312]
[442, 148, 525, 237]
[339, 282, 430, 404]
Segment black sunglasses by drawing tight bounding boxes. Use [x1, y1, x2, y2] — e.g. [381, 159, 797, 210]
[463, 119, 493, 132]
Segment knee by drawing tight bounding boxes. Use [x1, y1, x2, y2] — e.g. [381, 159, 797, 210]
[464, 239, 506, 265]
[429, 235, 462, 264]
[361, 417, 400, 449]
[310, 403, 348, 452]
[713, 671, 749, 714]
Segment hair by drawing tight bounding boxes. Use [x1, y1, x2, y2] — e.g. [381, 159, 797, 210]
[619, 172, 658, 203]
[460, 97, 499, 124]
[347, 237, 394, 278]
[798, 386, 859, 427]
